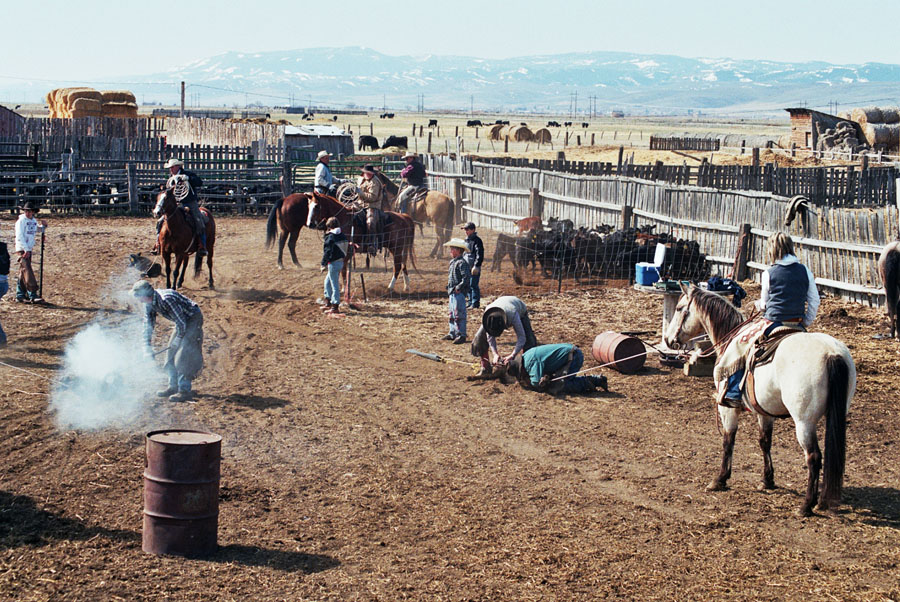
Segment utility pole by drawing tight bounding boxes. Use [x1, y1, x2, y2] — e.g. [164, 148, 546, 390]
[180, 81, 185, 117]
[383, 93, 386, 112]
[470, 95, 474, 117]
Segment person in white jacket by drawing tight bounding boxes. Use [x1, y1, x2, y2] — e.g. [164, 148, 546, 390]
[14, 202, 47, 303]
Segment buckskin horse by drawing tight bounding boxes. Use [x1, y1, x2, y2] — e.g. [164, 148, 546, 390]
[153, 189, 216, 290]
[265, 192, 310, 269]
[376, 172, 455, 259]
[664, 284, 856, 516]
[306, 192, 417, 293]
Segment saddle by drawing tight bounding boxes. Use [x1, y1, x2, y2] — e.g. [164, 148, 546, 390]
[715, 319, 804, 416]
[180, 205, 209, 225]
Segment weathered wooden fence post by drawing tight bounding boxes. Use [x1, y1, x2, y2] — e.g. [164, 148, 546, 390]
[733, 223, 752, 281]
[620, 204, 633, 231]
[281, 160, 293, 195]
[752, 147, 760, 167]
[427, 132, 432, 153]
[453, 178, 463, 225]
[127, 162, 139, 215]
[529, 187, 542, 220]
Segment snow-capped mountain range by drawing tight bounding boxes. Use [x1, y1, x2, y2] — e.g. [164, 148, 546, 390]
[8, 47, 900, 114]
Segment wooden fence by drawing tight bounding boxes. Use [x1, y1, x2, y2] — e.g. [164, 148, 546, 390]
[474, 156, 897, 207]
[649, 136, 720, 151]
[420, 157, 898, 306]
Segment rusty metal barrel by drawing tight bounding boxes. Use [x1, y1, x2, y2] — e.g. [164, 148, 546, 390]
[143, 429, 221, 557]
[591, 331, 646, 374]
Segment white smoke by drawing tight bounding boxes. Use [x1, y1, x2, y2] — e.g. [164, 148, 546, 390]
[50, 265, 167, 431]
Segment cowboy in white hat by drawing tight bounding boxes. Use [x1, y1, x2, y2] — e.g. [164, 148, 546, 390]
[314, 150, 347, 196]
[397, 151, 427, 215]
[443, 238, 472, 345]
[156, 158, 207, 256]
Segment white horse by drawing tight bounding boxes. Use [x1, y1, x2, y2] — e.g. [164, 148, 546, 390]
[664, 284, 856, 516]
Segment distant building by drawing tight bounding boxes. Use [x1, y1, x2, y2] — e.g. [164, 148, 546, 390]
[785, 107, 856, 149]
[284, 124, 354, 160]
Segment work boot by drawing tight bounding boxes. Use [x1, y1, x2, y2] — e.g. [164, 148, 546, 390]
[589, 374, 609, 392]
[326, 303, 340, 314]
[320, 302, 333, 312]
[169, 390, 194, 403]
[720, 396, 743, 409]
[156, 387, 177, 398]
[150, 243, 160, 256]
[453, 335, 468, 345]
[197, 241, 208, 257]
[441, 334, 455, 341]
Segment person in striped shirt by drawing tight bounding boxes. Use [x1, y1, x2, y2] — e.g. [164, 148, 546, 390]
[132, 280, 204, 403]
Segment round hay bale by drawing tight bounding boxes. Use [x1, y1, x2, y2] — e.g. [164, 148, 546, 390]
[882, 107, 900, 124]
[863, 123, 891, 146]
[890, 124, 900, 147]
[71, 97, 101, 116]
[100, 90, 136, 104]
[852, 106, 883, 125]
[534, 128, 552, 144]
[488, 124, 504, 141]
[508, 125, 533, 142]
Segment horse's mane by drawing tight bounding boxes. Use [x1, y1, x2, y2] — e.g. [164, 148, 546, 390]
[376, 171, 399, 196]
[689, 285, 744, 341]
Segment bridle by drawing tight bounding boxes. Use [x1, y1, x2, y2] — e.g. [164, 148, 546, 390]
[309, 192, 352, 229]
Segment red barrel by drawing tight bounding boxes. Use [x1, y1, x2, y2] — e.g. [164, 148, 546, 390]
[591, 332, 646, 374]
[143, 430, 221, 558]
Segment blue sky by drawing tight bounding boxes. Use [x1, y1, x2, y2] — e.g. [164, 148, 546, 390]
[2, 0, 899, 83]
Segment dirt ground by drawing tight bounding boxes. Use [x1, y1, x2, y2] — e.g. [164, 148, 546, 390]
[1, 216, 899, 601]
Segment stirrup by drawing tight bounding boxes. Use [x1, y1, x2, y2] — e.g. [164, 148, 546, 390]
[719, 396, 743, 409]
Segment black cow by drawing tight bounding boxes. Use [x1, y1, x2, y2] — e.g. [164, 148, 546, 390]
[564, 121, 572, 127]
[359, 135, 379, 151]
[520, 122, 527, 126]
[428, 119, 438, 127]
[546, 121, 561, 127]
[491, 233, 517, 272]
[332, 116, 338, 121]
[581, 122, 589, 128]
[382, 135, 408, 149]
[467, 119, 483, 127]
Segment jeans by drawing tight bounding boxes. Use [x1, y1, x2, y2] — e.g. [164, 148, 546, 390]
[166, 312, 203, 393]
[560, 348, 593, 393]
[398, 185, 423, 214]
[0, 278, 7, 344]
[465, 257, 481, 307]
[324, 260, 343, 304]
[724, 321, 787, 400]
[448, 292, 467, 338]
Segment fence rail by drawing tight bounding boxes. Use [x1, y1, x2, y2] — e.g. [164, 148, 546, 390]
[649, 136, 720, 151]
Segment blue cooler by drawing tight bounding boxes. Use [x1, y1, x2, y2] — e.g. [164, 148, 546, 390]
[635, 263, 660, 286]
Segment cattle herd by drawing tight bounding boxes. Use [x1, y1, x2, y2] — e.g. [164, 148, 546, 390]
[491, 219, 711, 283]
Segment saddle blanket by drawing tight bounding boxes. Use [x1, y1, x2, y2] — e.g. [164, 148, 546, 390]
[714, 317, 804, 391]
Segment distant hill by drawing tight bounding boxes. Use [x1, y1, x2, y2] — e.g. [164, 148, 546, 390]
[5, 47, 900, 115]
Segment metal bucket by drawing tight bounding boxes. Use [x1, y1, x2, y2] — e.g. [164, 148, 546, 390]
[591, 332, 646, 374]
[143, 429, 221, 557]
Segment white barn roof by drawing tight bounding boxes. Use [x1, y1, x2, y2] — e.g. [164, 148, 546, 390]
[284, 124, 348, 137]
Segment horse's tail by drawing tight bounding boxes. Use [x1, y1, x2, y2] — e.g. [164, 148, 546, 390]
[404, 216, 420, 276]
[821, 354, 850, 509]
[265, 197, 284, 249]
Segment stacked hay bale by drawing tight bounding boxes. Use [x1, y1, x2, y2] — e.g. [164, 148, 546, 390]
[815, 120, 866, 154]
[46, 87, 138, 118]
[849, 105, 900, 151]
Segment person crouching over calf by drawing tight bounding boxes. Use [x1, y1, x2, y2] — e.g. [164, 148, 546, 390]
[443, 238, 471, 344]
[132, 280, 204, 403]
[470, 295, 538, 379]
[501, 343, 607, 394]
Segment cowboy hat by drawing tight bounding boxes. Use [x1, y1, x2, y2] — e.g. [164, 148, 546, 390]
[131, 279, 154, 298]
[360, 164, 376, 173]
[443, 238, 469, 251]
[20, 201, 38, 212]
[317, 150, 331, 160]
[482, 307, 508, 337]
[402, 152, 417, 159]
[163, 158, 184, 169]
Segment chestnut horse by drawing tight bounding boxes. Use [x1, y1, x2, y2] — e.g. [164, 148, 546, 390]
[153, 189, 215, 289]
[376, 173, 455, 259]
[306, 192, 417, 293]
[265, 192, 309, 269]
